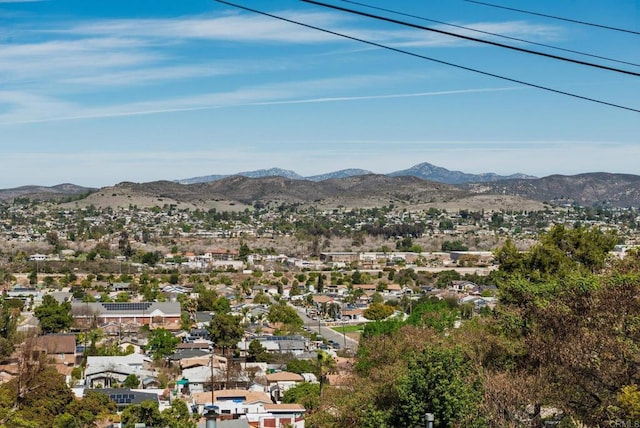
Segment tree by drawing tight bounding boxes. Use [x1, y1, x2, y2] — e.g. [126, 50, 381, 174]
[441, 240, 468, 251]
[407, 298, 459, 333]
[390, 346, 484, 427]
[0, 361, 74, 427]
[146, 328, 179, 361]
[207, 313, 244, 388]
[34, 294, 72, 334]
[283, 382, 320, 411]
[121, 400, 163, 428]
[123, 374, 140, 389]
[435, 269, 460, 289]
[115, 292, 130, 302]
[494, 225, 616, 282]
[247, 339, 271, 363]
[267, 303, 303, 330]
[212, 296, 231, 314]
[196, 286, 218, 312]
[0, 297, 18, 359]
[160, 399, 197, 428]
[54, 390, 117, 427]
[29, 268, 38, 285]
[363, 303, 395, 321]
[287, 358, 319, 376]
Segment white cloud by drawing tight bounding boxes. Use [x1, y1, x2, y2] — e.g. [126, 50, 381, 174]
[0, 81, 519, 125]
[52, 11, 351, 44]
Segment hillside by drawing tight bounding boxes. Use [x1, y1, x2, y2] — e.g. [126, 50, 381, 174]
[464, 172, 640, 207]
[69, 175, 545, 211]
[0, 183, 96, 202]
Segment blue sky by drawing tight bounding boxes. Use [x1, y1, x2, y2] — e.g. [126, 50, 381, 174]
[1, 0, 638, 187]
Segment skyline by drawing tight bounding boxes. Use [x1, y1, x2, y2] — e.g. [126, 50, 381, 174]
[1, 0, 639, 187]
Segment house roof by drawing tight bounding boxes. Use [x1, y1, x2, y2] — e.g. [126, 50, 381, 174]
[177, 342, 212, 350]
[312, 295, 333, 304]
[29, 334, 76, 354]
[214, 389, 271, 404]
[93, 388, 159, 406]
[264, 403, 306, 412]
[353, 284, 377, 291]
[86, 354, 149, 370]
[265, 371, 304, 382]
[72, 301, 181, 317]
[168, 349, 211, 361]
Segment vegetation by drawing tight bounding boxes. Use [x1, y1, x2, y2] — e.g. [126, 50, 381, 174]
[145, 328, 179, 361]
[34, 294, 73, 334]
[307, 225, 638, 427]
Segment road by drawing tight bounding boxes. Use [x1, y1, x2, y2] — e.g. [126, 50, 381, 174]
[291, 304, 359, 352]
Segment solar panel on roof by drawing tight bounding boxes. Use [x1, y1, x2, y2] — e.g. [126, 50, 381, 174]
[102, 302, 152, 312]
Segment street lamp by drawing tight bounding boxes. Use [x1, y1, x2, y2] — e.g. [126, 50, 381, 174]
[425, 413, 434, 428]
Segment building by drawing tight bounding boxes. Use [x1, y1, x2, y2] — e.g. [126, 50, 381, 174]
[71, 301, 181, 331]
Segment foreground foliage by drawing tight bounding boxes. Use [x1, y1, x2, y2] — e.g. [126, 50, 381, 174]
[309, 226, 640, 427]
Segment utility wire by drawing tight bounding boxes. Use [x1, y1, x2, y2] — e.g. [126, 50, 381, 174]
[302, 0, 640, 77]
[213, 0, 640, 113]
[465, 0, 640, 36]
[338, 0, 640, 68]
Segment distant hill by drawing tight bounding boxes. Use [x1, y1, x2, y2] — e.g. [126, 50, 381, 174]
[306, 168, 374, 182]
[388, 162, 536, 184]
[464, 172, 640, 207]
[177, 168, 304, 184]
[176, 162, 534, 185]
[73, 175, 544, 212]
[0, 183, 96, 202]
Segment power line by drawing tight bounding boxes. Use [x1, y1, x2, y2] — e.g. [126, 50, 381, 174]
[213, 0, 640, 113]
[302, 0, 640, 77]
[338, 0, 640, 68]
[465, 0, 640, 36]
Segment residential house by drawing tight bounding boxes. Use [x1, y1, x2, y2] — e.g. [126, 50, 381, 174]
[265, 371, 304, 402]
[94, 388, 159, 411]
[28, 334, 76, 366]
[71, 301, 181, 332]
[84, 354, 154, 388]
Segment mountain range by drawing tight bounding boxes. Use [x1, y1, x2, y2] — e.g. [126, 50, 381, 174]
[175, 162, 535, 184]
[1, 162, 640, 208]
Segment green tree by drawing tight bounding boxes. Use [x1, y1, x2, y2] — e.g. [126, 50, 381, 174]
[115, 292, 130, 302]
[0, 297, 18, 358]
[363, 303, 395, 321]
[0, 364, 74, 427]
[121, 399, 163, 428]
[212, 296, 231, 314]
[55, 390, 117, 427]
[28, 268, 38, 285]
[407, 298, 459, 333]
[441, 240, 468, 251]
[146, 328, 179, 361]
[160, 399, 197, 428]
[435, 269, 461, 288]
[283, 382, 320, 411]
[247, 339, 271, 363]
[207, 313, 243, 356]
[34, 294, 73, 334]
[123, 374, 140, 389]
[287, 358, 319, 376]
[268, 303, 303, 330]
[195, 286, 218, 312]
[239, 242, 251, 261]
[390, 346, 484, 427]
